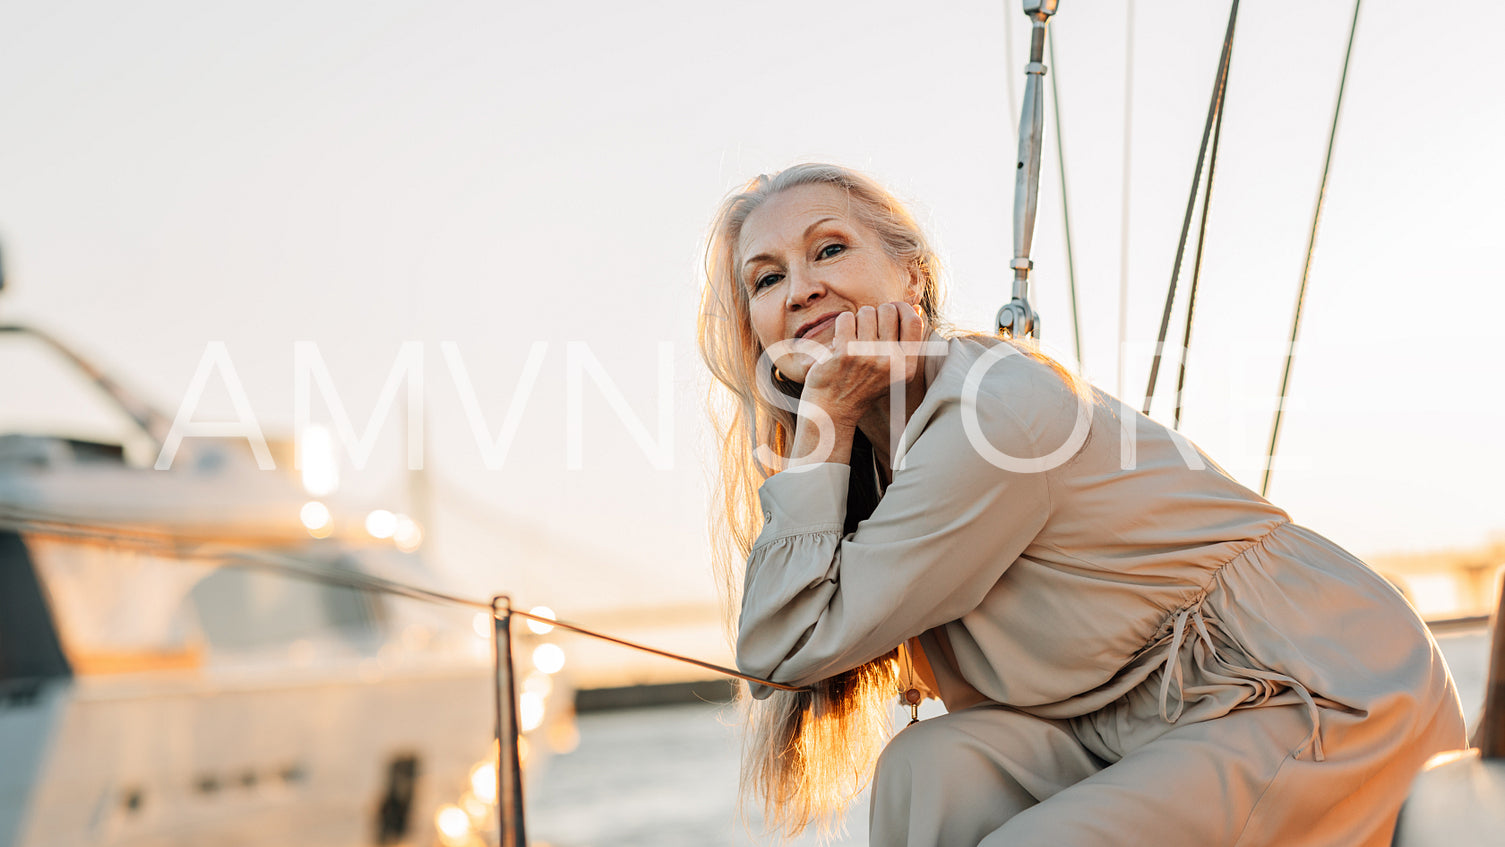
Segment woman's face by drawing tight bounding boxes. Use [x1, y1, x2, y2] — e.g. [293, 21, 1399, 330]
[737, 183, 917, 382]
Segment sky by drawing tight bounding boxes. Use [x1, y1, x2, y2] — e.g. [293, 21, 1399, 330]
[2, 0, 1503, 633]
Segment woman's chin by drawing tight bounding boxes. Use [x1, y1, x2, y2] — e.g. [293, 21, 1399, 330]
[775, 357, 815, 386]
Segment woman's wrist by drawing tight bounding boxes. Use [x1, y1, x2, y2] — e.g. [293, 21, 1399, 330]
[786, 399, 858, 468]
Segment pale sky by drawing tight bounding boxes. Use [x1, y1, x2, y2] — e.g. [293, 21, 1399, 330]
[2, 0, 1502, 623]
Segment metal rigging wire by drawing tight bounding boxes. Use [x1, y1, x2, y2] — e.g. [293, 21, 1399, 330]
[1003, 4, 1019, 122]
[1173, 65, 1232, 431]
[1142, 0, 1240, 417]
[0, 507, 806, 692]
[1117, 0, 1135, 398]
[1261, 0, 1364, 498]
[1048, 28, 1085, 371]
[997, 1, 1059, 340]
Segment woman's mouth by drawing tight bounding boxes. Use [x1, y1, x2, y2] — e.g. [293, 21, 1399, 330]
[796, 313, 841, 339]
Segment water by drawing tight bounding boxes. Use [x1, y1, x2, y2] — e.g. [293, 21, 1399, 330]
[527, 630, 1489, 847]
[527, 702, 869, 847]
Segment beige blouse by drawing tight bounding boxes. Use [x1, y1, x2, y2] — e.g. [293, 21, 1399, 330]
[736, 333, 1459, 764]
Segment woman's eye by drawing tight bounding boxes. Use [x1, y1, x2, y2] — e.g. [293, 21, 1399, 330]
[818, 243, 845, 259]
[754, 273, 783, 291]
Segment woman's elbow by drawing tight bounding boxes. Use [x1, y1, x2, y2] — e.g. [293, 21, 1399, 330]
[735, 622, 820, 689]
[735, 626, 786, 684]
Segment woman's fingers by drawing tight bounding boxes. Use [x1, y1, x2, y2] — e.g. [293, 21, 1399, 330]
[898, 301, 922, 343]
[822, 303, 917, 353]
[855, 305, 878, 341]
[876, 302, 900, 342]
[832, 310, 857, 347]
[799, 302, 926, 426]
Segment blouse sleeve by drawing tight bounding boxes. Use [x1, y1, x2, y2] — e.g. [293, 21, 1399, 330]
[736, 396, 1054, 698]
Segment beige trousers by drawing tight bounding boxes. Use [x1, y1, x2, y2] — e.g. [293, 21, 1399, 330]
[869, 697, 1462, 847]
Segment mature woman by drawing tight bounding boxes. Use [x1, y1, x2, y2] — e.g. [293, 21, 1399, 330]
[696, 163, 1466, 847]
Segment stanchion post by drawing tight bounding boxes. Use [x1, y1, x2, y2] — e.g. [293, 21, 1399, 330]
[491, 595, 528, 847]
[1479, 580, 1505, 758]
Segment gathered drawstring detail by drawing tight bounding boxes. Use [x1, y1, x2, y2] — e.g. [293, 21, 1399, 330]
[1154, 601, 1326, 762]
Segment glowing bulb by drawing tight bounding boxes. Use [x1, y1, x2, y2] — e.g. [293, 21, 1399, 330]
[470, 762, 497, 804]
[365, 510, 397, 539]
[520, 691, 546, 732]
[300, 501, 331, 531]
[531, 643, 565, 675]
[472, 611, 492, 639]
[435, 804, 470, 843]
[394, 515, 423, 551]
[526, 606, 556, 635]
[300, 425, 339, 496]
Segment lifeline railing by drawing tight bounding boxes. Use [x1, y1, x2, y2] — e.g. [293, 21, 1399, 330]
[0, 507, 803, 847]
[489, 600, 803, 846]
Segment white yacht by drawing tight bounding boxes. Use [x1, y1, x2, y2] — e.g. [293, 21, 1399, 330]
[0, 307, 572, 846]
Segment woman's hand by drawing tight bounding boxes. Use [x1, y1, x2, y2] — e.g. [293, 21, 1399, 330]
[801, 301, 926, 428]
[782, 301, 925, 470]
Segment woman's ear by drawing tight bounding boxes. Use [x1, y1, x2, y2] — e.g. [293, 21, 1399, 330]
[907, 268, 928, 312]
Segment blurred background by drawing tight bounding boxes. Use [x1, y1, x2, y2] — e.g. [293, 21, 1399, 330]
[1, 1, 1502, 845]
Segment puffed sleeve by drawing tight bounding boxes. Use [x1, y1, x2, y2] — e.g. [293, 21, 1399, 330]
[736, 395, 1054, 697]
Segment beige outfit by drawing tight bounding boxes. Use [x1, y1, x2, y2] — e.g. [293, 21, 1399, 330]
[736, 334, 1466, 846]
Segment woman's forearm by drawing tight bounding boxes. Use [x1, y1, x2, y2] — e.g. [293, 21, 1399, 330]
[786, 398, 857, 469]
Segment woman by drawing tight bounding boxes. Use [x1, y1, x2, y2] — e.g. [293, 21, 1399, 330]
[696, 163, 1466, 847]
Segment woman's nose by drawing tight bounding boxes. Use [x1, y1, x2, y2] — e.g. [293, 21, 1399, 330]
[785, 267, 825, 308]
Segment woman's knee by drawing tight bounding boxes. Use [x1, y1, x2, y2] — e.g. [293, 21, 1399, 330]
[870, 707, 1088, 847]
[876, 706, 1097, 793]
